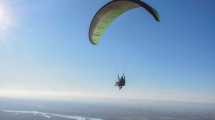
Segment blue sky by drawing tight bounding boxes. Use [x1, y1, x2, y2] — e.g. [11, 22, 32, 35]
[0, 0, 214, 103]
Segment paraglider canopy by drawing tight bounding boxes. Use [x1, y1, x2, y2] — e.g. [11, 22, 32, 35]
[89, 0, 160, 45]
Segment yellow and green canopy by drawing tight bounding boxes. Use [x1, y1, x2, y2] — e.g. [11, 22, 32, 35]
[89, 0, 160, 45]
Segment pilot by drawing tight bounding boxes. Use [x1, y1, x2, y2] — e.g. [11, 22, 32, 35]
[115, 74, 126, 90]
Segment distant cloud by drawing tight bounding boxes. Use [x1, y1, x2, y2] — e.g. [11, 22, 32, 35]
[0, 88, 214, 104]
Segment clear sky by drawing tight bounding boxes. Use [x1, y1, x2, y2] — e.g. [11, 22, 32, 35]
[0, 0, 214, 103]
